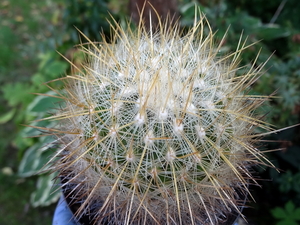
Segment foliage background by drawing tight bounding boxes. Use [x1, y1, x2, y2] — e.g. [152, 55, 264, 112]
[0, 0, 299, 224]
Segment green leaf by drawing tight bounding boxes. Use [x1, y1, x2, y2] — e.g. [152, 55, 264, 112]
[255, 25, 291, 40]
[37, 52, 55, 71]
[277, 219, 298, 225]
[271, 207, 288, 219]
[27, 92, 62, 114]
[294, 208, 300, 220]
[18, 136, 55, 177]
[285, 201, 295, 214]
[2, 82, 35, 107]
[0, 108, 16, 124]
[30, 173, 61, 207]
[44, 61, 68, 79]
[31, 72, 47, 86]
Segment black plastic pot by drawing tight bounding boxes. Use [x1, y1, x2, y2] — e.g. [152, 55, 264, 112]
[60, 174, 244, 225]
[61, 193, 243, 224]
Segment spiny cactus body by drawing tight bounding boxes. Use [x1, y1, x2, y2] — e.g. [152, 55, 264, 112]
[45, 16, 273, 225]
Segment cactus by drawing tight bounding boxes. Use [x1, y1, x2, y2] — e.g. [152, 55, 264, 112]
[43, 15, 275, 225]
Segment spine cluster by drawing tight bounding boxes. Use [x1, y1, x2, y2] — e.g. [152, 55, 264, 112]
[46, 16, 272, 225]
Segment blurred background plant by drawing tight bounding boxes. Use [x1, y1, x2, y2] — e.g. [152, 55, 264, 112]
[0, 0, 299, 224]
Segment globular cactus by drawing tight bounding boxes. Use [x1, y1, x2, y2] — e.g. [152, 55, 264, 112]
[44, 15, 274, 225]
